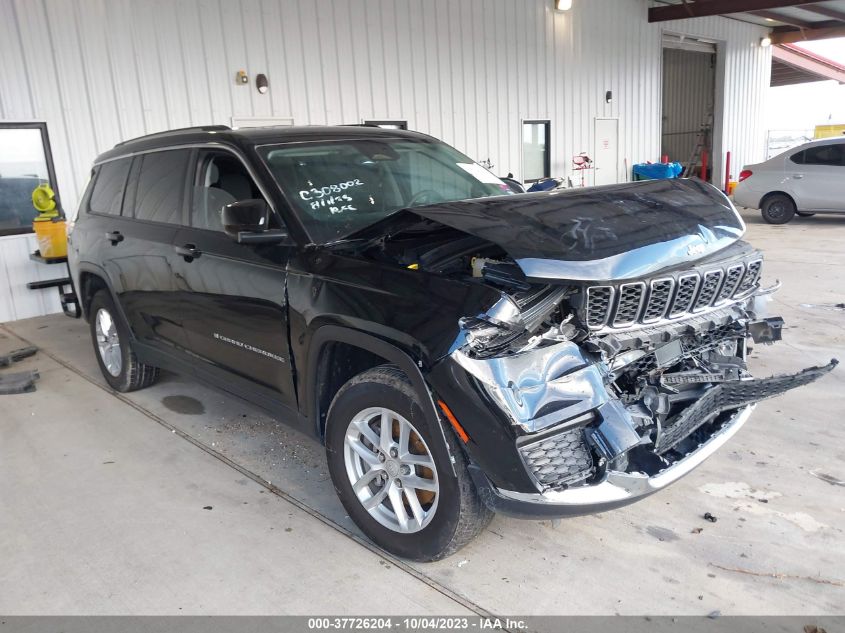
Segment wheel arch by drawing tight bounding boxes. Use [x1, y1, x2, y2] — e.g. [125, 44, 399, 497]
[306, 326, 445, 451]
[76, 263, 133, 338]
[760, 190, 797, 210]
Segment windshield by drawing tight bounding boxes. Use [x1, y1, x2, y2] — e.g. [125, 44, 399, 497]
[258, 138, 511, 242]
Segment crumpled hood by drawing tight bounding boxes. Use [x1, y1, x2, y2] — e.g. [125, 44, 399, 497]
[407, 178, 745, 282]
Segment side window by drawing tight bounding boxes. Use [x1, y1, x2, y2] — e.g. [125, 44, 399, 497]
[88, 158, 132, 215]
[191, 152, 262, 231]
[133, 149, 191, 224]
[789, 150, 805, 165]
[802, 144, 844, 166]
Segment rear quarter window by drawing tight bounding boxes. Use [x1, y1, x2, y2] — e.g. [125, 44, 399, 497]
[790, 144, 845, 166]
[88, 158, 132, 215]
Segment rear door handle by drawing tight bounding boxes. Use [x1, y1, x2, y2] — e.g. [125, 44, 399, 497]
[793, 174, 804, 179]
[174, 243, 202, 261]
[105, 231, 123, 245]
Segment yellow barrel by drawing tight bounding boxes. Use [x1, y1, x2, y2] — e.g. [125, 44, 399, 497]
[727, 181, 738, 195]
[32, 217, 68, 259]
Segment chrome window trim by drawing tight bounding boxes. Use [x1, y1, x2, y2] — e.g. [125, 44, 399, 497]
[94, 142, 280, 222]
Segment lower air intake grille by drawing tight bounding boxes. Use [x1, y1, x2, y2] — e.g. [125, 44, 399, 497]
[519, 427, 594, 490]
[656, 360, 837, 454]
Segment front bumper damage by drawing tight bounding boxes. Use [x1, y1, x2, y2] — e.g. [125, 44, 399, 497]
[453, 303, 837, 518]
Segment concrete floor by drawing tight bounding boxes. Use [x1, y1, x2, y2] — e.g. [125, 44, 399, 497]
[1, 208, 843, 615]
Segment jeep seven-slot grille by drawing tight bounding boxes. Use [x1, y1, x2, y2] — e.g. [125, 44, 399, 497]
[718, 264, 744, 302]
[670, 274, 699, 317]
[613, 283, 645, 326]
[586, 286, 613, 327]
[643, 279, 673, 321]
[693, 270, 724, 310]
[736, 260, 762, 294]
[585, 259, 762, 330]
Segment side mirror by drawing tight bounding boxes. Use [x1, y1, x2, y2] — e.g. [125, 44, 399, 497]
[222, 199, 287, 244]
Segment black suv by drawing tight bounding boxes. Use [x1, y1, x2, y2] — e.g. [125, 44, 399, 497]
[67, 125, 834, 560]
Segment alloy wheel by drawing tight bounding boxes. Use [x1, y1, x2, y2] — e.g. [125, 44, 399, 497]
[95, 307, 122, 377]
[343, 406, 439, 533]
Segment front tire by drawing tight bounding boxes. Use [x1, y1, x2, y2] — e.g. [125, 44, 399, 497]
[325, 365, 492, 561]
[761, 194, 796, 224]
[89, 289, 159, 392]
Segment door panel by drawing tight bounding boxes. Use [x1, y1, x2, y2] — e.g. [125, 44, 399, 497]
[104, 218, 183, 349]
[788, 144, 845, 211]
[98, 152, 190, 352]
[172, 228, 297, 409]
[172, 148, 297, 410]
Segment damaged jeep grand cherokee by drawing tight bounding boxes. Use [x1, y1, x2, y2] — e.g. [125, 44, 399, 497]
[68, 125, 835, 561]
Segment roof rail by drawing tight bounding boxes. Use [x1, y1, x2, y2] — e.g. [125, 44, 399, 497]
[114, 125, 231, 147]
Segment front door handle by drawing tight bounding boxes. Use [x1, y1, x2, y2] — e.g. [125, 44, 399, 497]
[105, 231, 123, 245]
[174, 243, 202, 262]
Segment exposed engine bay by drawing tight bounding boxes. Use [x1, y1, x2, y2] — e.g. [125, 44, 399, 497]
[343, 219, 837, 494]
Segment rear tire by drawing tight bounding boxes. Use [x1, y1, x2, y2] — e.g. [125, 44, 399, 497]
[761, 194, 796, 224]
[89, 289, 159, 392]
[325, 365, 492, 561]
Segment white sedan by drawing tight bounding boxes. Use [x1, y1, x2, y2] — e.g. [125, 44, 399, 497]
[733, 137, 845, 224]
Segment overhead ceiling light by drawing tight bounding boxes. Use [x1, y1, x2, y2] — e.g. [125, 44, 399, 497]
[760, 36, 772, 47]
[555, 0, 572, 11]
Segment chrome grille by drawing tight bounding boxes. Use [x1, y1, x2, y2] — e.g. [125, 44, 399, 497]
[693, 270, 724, 311]
[718, 264, 745, 302]
[736, 259, 762, 294]
[613, 283, 645, 326]
[670, 274, 700, 317]
[584, 256, 763, 330]
[643, 278, 673, 322]
[586, 286, 613, 327]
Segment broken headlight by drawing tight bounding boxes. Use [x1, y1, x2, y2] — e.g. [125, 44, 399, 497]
[459, 296, 528, 358]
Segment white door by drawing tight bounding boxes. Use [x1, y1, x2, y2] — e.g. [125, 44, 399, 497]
[594, 118, 619, 186]
[786, 142, 845, 211]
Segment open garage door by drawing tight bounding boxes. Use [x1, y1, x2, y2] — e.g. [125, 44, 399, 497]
[662, 33, 717, 182]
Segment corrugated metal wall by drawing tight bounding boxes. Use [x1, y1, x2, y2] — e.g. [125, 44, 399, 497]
[661, 48, 715, 166]
[0, 0, 771, 322]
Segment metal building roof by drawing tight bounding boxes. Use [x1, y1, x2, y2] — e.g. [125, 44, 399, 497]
[649, 1, 845, 44]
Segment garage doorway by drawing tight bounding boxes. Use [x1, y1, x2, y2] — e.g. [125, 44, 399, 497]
[661, 33, 719, 183]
